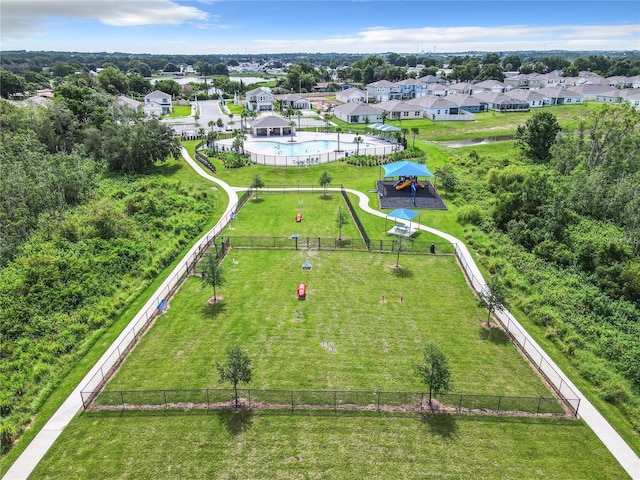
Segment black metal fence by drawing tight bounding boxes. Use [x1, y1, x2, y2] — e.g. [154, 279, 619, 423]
[341, 186, 370, 250]
[82, 387, 571, 417]
[217, 235, 368, 252]
[194, 142, 217, 173]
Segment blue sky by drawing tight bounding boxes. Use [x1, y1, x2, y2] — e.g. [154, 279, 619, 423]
[1, 1, 639, 54]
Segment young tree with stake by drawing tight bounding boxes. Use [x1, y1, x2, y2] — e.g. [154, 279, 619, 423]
[217, 346, 253, 408]
[200, 252, 225, 304]
[415, 343, 452, 406]
[477, 276, 509, 326]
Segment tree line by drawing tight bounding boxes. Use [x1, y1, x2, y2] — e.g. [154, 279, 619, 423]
[448, 104, 640, 432]
[0, 81, 198, 454]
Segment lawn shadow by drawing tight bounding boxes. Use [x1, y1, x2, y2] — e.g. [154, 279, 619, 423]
[251, 197, 265, 204]
[391, 267, 414, 278]
[156, 163, 183, 177]
[318, 194, 333, 200]
[201, 301, 228, 319]
[419, 411, 458, 438]
[479, 325, 510, 345]
[215, 408, 254, 436]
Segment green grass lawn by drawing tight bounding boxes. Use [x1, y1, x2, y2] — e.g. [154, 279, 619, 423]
[30, 410, 627, 480]
[226, 193, 362, 240]
[167, 105, 192, 117]
[104, 250, 550, 397]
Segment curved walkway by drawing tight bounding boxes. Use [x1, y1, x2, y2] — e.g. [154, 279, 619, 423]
[4, 155, 638, 480]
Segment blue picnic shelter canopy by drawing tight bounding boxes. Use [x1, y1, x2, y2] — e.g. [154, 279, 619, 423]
[382, 160, 435, 178]
[387, 208, 420, 221]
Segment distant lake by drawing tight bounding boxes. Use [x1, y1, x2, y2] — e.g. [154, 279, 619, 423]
[151, 76, 270, 86]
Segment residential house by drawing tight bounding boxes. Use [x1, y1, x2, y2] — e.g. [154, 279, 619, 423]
[144, 90, 172, 116]
[447, 94, 484, 113]
[407, 96, 474, 121]
[396, 78, 429, 98]
[275, 94, 312, 110]
[473, 80, 509, 93]
[416, 74, 442, 85]
[375, 100, 423, 120]
[504, 73, 532, 90]
[473, 92, 530, 112]
[447, 82, 475, 96]
[117, 95, 144, 113]
[529, 73, 566, 89]
[427, 83, 448, 97]
[336, 87, 366, 104]
[245, 87, 274, 111]
[536, 87, 583, 105]
[366, 80, 402, 102]
[571, 84, 619, 102]
[506, 89, 547, 107]
[333, 103, 382, 124]
[621, 90, 640, 110]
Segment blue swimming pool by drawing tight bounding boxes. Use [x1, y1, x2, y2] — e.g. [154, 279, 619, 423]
[245, 140, 377, 156]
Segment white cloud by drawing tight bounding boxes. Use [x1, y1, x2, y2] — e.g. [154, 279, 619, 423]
[252, 24, 640, 53]
[1, 0, 207, 41]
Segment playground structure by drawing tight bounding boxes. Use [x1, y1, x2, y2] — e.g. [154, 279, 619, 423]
[394, 176, 425, 191]
[377, 161, 447, 211]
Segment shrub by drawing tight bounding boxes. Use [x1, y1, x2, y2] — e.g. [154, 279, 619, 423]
[456, 205, 485, 226]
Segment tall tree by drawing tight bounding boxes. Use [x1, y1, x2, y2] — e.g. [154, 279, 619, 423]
[96, 66, 129, 95]
[515, 111, 561, 163]
[217, 346, 253, 408]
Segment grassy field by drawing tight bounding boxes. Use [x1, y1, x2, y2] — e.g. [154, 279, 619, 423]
[30, 410, 627, 480]
[104, 250, 551, 397]
[227, 193, 362, 239]
[167, 105, 192, 117]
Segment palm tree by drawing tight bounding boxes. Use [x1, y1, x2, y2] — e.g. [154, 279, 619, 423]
[381, 110, 388, 124]
[411, 127, 419, 148]
[401, 127, 409, 144]
[197, 127, 206, 141]
[288, 120, 296, 143]
[208, 120, 215, 132]
[335, 126, 343, 152]
[232, 128, 245, 158]
[207, 130, 218, 150]
[285, 106, 295, 120]
[297, 110, 302, 129]
[354, 135, 363, 156]
[240, 110, 248, 131]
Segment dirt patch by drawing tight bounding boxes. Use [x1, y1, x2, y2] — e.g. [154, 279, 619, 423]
[207, 296, 224, 305]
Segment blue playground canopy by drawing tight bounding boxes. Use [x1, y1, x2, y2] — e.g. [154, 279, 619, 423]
[387, 208, 420, 221]
[383, 160, 435, 178]
[367, 123, 401, 133]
